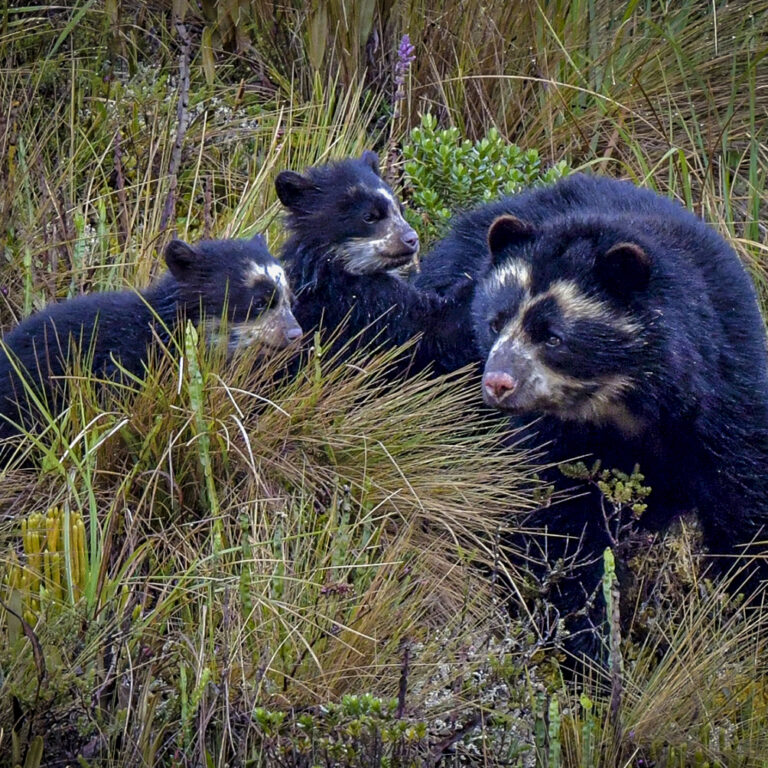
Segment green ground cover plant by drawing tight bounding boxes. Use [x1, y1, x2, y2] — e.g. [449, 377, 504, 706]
[0, 2, 767, 766]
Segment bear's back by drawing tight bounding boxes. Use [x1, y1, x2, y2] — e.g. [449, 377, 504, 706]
[1, 288, 160, 383]
[0, 284, 173, 445]
[415, 174, 715, 292]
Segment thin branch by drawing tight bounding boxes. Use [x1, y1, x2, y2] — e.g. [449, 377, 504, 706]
[113, 129, 130, 248]
[160, 15, 192, 234]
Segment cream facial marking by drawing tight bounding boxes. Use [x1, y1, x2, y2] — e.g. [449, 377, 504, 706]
[265, 262, 286, 287]
[547, 280, 610, 322]
[370, 185, 399, 211]
[547, 279, 641, 335]
[363, 184, 409, 225]
[205, 303, 299, 352]
[241, 261, 292, 312]
[243, 261, 287, 289]
[206, 318, 273, 352]
[574, 374, 643, 435]
[487, 276, 641, 345]
[490, 260, 532, 293]
[335, 236, 403, 274]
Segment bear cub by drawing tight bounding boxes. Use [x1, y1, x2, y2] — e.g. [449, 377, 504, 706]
[468, 174, 768, 653]
[276, 151, 473, 374]
[0, 235, 301, 444]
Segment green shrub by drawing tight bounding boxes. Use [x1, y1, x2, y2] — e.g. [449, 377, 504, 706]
[252, 695, 429, 767]
[402, 113, 569, 244]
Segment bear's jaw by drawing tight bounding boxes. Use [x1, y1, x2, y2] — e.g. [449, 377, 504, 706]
[331, 239, 416, 275]
[483, 335, 643, 436]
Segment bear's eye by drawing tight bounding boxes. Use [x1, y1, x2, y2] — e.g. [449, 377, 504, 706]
[252, 290, 277, 313]
[545, 333, 562, 348]
[489, 316, 504, 335]
[363, 210, 382, 224]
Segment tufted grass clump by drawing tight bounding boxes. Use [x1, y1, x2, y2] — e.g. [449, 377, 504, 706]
[0, 325, 540, 763]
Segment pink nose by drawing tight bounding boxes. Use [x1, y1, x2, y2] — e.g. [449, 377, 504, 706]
[285, 324, 303, 343]
[483, 371, 517, 404]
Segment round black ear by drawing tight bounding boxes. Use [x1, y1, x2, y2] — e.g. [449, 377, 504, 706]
[595, 241, 651, 296]
[487, 215, 535, 267]
[164, 239, 199, 280]
[275, 171, 316, 210]
[360, 150, 381, 176]
[249, 233, 268, 248]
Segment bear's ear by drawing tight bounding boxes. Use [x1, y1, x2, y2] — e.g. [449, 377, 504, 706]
[249, 233, 267, 248]
[275, 171, 316, 210]
[595, 241, 651, 296]
[360, 150, 381, 176]
[487, 215, 535, 267]
[165, 240, 200, 280]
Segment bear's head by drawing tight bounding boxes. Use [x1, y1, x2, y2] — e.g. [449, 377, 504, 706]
[472, 213, 658, 435]
[164, 235, 302, 352]
[275, 151, 419, 275]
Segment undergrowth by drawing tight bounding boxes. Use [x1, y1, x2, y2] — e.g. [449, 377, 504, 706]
[0, 332, 536, 764]
[0, 2, 767, 767]
[402, 112, 570, 246]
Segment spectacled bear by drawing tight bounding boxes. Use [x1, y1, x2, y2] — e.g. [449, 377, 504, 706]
[411, 175, 628, 369]
[0, 235, 301, 447]
[469, 174, 768, 657]
[275, 151, 473, 374]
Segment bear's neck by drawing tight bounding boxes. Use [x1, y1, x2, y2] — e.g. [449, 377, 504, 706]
[282, 233, 344, 292]
[141, 273, 189, 332]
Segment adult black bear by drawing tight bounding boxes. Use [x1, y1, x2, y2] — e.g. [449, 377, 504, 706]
[0, 235, 301, 445]
[469, 174, 768, 656]
[276, 151, 473, 374]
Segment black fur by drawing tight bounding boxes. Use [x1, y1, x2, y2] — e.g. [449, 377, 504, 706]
[0, 235, 300, 445]
[415, 173, 682, 294]
[465, 174, 768, 657]
[413, 174, 697, 371]
[277, 153, 473, 374]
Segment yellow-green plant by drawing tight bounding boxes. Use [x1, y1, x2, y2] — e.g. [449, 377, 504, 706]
[2, 506, 87, 632]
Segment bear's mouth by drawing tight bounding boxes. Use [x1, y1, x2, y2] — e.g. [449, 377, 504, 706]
[383, 251, 416, 268]
[339, 242, 418, 275]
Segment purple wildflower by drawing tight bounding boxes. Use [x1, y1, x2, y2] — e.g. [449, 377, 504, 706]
[393, 33, 416, 117]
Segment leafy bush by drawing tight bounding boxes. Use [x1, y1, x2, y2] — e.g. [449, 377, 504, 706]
[252, 695, 429, 767]
[402, 113, 569, 244]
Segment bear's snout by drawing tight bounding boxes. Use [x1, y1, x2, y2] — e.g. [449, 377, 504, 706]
[284, 320, 303, 344]
[482, 370, 517, 408]
[400, 227, 419, 255]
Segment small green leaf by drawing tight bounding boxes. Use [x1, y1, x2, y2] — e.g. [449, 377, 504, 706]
[201, 26, 216, 86]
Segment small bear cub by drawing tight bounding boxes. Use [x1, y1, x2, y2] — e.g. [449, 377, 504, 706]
[276, 150, 419, 283]
[276, 151, 472, 374]
[0, 235, 301, 441]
